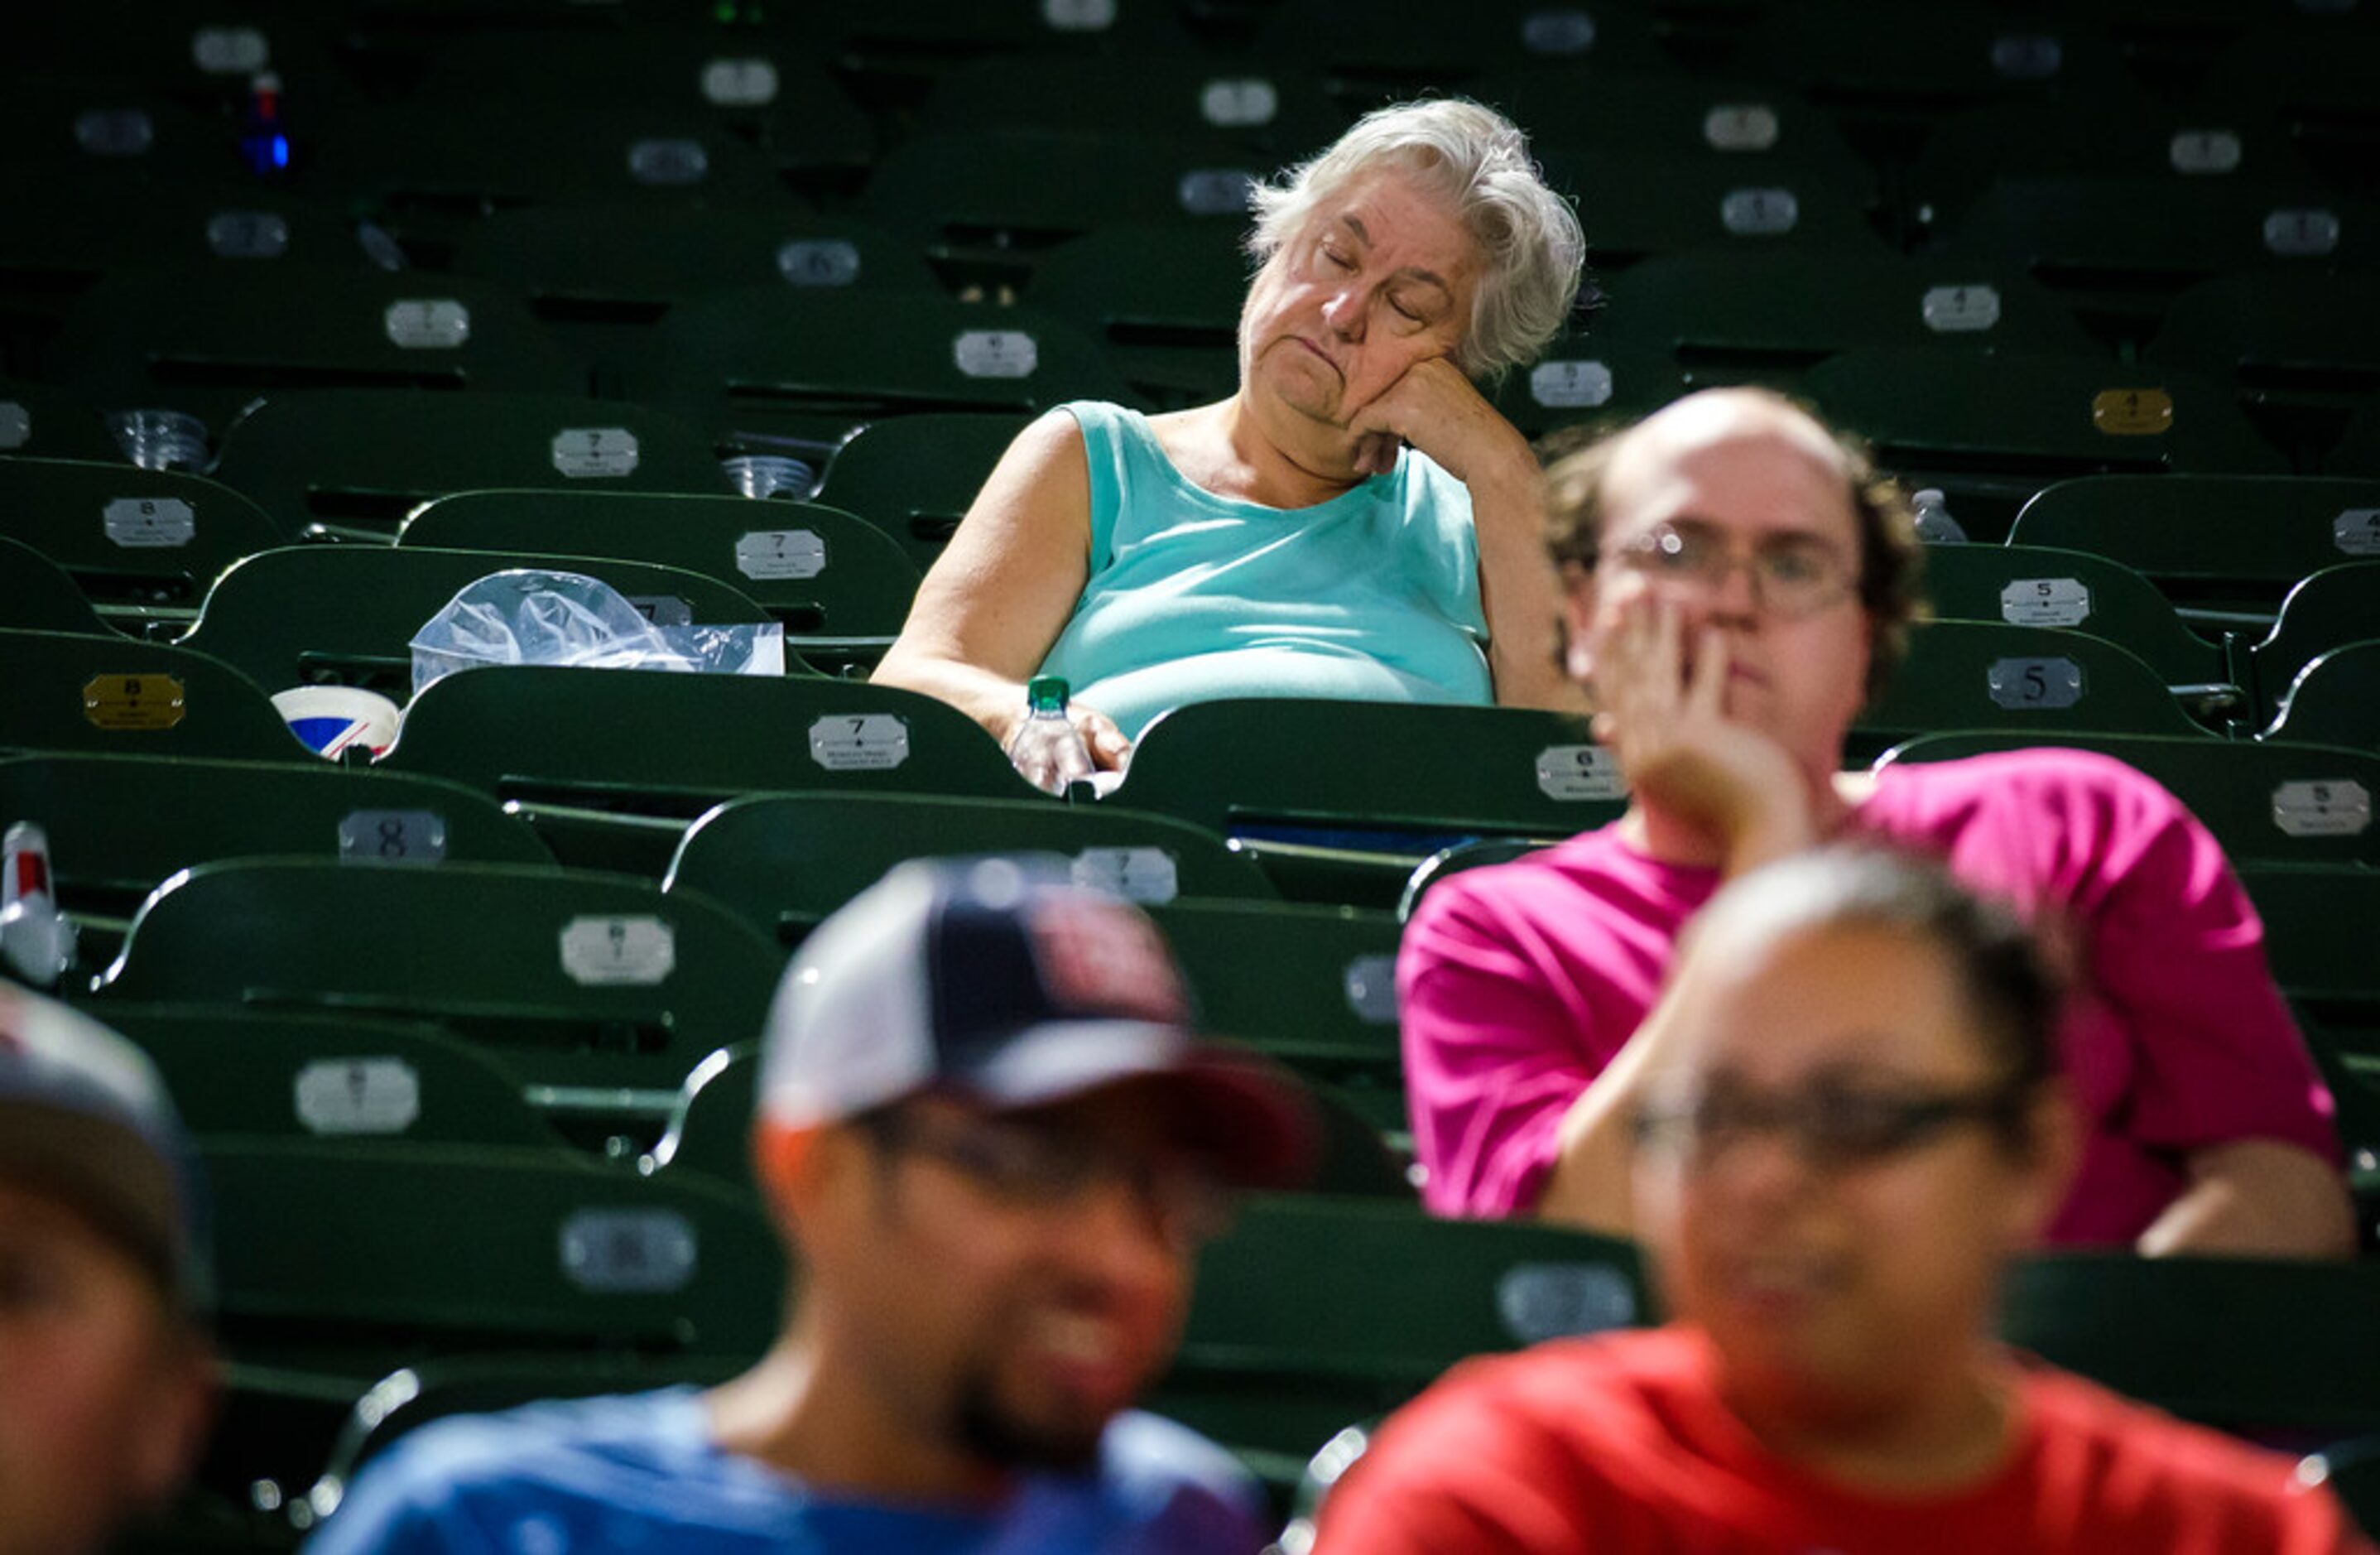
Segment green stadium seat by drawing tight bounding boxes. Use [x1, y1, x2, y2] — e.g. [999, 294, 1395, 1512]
[1162, 1196, 1647, 1479]
[814, 0, 1200, 91]
[175, 544, 786, 700]
[1594, 252, 2098, 390]
[98, 1004, 565, 1149]
[0, 751, 554, 956]
[1027, 224, 1250, 411]
[2334, 402, 2380, 479]
[1470, 71, 1868, 186]
[91, 859, 786, 1122]
[379, 667, 1045, 869]
[1807, 350, 2291, 542]
[0, 378, 123, 460]
[1488, 330, 1686, 442]
[0, 535, 113, 635]
[1920, 542, 2231, 693]
[44, 266, 586, 437]
[2009, 474, 2380, 627]
[1851, 619, 2212, 760]
[663, 792, 1274, 948]
[1945, 177, 2380, 349]
[205, 1138, 781, 1370]
[814, 412, 1032, 570]
[1999, 1253, 2380, 1438]
[1397, 836, 1554, 922]
[1533, 147, 1889, 270]
[0, 627, 311, 762]
[2264, 640, 2380, 752]
[632, 288, 1137, 460]
[208, 389, 727, 540]
[1114, 698, 1617, 853]
[2244, 565, 2380, 727]
[1744, 2, 2132, 124]
[1875, 732, 2380, 869]
[919, 54, 1344, 154]
[2144, 273, 2380, 469]
[2238, 864, 2380, 1052]
[1253, 0, 1671, 94]
[397, 489, 923, 662]
[0, 455, 285, 616]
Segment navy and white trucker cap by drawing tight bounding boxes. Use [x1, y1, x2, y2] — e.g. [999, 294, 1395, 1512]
[758, 856, 1316, 1190]
[0, 982, 212, 1314]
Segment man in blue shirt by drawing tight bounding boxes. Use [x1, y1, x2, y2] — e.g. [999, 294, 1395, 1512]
[309, 858, 1318, 1554]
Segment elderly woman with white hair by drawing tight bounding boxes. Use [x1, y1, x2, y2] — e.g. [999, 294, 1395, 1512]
[873, 99, 1589, 792]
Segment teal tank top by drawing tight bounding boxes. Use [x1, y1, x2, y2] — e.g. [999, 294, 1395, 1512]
[1037, 402, 1493, 742]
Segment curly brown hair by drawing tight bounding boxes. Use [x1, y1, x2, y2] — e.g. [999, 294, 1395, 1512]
[1538, 390, 1929, 702]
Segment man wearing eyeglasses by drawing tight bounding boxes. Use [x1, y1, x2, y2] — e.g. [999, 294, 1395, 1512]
[1327, 849, 2373, 1553]
[1399, 386, 2352, 1257]
[309, 857, 1316, 1555]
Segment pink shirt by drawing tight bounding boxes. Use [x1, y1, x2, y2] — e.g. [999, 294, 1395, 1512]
[1398, 749, 2340, 1243]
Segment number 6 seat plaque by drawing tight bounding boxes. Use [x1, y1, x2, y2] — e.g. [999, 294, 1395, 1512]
[807, 713, 911, 773]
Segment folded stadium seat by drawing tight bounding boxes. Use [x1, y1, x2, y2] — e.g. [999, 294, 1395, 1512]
[1531, 147, 1891, 272]
[2008, 474, 2380, 627]
[1919, 542, 2232, 694]
[2262, 640, 2380, 752]
[632, 287, 1136, 469]
[91, 857, 787, 1129]
[200, 1134, 781, 1374]
[1590, 251, 2099, 397]
[1145, 899, 1410, 1134]
[0, 751, 555, 960]
[0, 537, 113, 637]
[1904, 95, 2316, 248]
[1027, 224, 1250, 411]
[0, 454, 286, 619]
[451, 206, 939, 396]
[1488, 327, 1685, 443]
[1738, 2, 2132, 133]
[812, 412, 1029, 569]
[1873, 731, 2380, 871]
[2244, 565, 2380, 728]
[2205, 22, 2380, 205]
[0, 378, 118, 461]
[662, 792, 1275, 949]
[1997, 1252, 2380, 1439]
[1164, 1198, 1649, 1482]
[1253, 0, 1674, 103]
[398, 489, 922, 674]
[1469, 69, 1868, 187]
[2144, 273, 2380, 472]
[95, 1004, 567, 1150]
[207, 389, 726, 540]
[43, 266, 589, 445]
[1849, 619, 2213, 763]
[1111, 699, 1615, 903]
[810, 0, 1204, 98]
[0, 626, 312, 763]
[2337, 401, 2380, 478]
[175, 544, 791, 701]
[401, 28, 874, 196]
[916, 52, 1344, 156]
[858, 128, 1281, 295]
[646, 1039, 1407, 1203]
[1803, 349, 2290, 543]
[1944, 176, 2380, 354]
[298, 99, 805, 268]
[380, 668, 1046, 871]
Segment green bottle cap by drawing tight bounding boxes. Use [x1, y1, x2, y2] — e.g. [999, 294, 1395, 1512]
[1026, 675, 1070, 713]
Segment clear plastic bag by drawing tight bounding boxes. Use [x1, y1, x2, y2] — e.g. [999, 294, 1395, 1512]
[409, 570, 785, 696]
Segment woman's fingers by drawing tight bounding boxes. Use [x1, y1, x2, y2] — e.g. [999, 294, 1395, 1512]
[1078, 710, 1133, 772]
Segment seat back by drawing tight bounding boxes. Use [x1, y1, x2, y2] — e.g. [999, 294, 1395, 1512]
[2266, 640, 2380, 752]
[2248, 565, 2380, 725]
[664, 792, 1272, 948]
[0, 627, 311, 762]
[1852, 619, 2209, 761]
[0, 455, 285, 613]
[0, 534, 110, 635]
[814, 412, 1030, 568]
[1920, 542, 2229, 687]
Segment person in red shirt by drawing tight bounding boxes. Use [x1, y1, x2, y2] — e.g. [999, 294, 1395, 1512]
[1320, 847, 2373, 1555]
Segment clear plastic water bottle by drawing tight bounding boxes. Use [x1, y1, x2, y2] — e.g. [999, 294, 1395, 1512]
[1911, 488, 1968, 544]
[1007, 675, 1096, 797]
[0, 822, 77, 989]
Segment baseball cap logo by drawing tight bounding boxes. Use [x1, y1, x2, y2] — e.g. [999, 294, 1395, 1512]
[1028, 898, 1188, 1023]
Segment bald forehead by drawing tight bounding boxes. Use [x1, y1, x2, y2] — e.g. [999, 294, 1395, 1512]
[1603, 390, 1854, 513]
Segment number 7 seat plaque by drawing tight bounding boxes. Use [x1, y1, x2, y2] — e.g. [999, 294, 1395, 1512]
[807, 714, 911, 772]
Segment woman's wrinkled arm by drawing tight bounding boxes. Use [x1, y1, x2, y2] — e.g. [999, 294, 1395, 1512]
[870, 411, 1131, 769]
